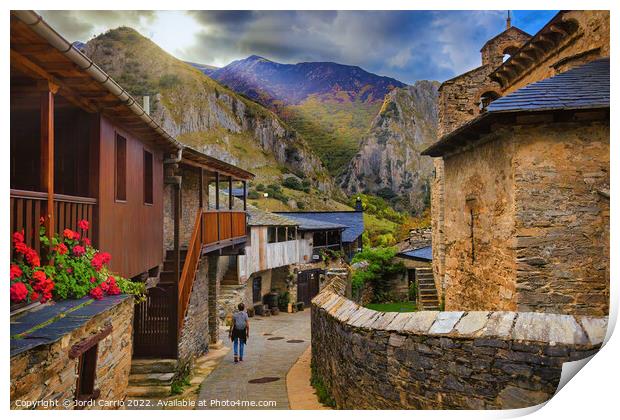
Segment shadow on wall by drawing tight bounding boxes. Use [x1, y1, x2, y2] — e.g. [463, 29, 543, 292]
[310, 277, 607, 410]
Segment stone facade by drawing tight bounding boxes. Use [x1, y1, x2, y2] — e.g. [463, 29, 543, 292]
[431, 10, 610, 316]
[480, 26, 532, 69]
[163, 163, 210, 252]
[10, 297, 134, 409]
[311, 278, 607, 410]
[498, 11, 610, 95]
[178, 258, 210, 364]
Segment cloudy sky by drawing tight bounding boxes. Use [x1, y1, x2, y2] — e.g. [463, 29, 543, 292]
[39, 10, 557, 84]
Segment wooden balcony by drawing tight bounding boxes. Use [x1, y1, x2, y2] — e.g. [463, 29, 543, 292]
[201, 210, 247, 252]
[10, 189, 96, 255]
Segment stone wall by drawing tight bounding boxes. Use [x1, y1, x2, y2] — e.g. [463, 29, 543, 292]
[178, 258, 210, 364]
[437, 65, 497, 136]
[11, 297, 134, 410]
[163, 164, 210, 252]
[500, 11, 610, 95]
[480, 27, 531, 69]
[443, 128, 517, 311]
[430, 158, 445, 300]
[311, 278, 607, 410]
[513, 122, 610, 315]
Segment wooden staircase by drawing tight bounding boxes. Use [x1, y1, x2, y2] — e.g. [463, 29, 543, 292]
[416, 267, 440, 310]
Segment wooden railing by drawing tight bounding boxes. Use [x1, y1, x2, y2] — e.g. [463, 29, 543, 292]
[178, 209, 247, 329]
[178, 209, 202, 330]
[10, 189, 96, 255]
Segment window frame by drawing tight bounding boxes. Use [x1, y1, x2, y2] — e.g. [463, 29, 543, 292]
[75, 343, 99, 404]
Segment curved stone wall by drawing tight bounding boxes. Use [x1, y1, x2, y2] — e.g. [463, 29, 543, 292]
[311, 277, 607, 409]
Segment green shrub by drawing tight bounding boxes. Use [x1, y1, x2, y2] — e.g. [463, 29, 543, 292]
[310, 364, 336, 408]
[255, 183, 265, 192]
[247, 190, 260, 199]
[283, 177, 302, 190]
[351, 247, 405, 302]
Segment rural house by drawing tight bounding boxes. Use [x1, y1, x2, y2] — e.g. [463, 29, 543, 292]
[10, 10, 254, 406]
[424, 10, 609, 315]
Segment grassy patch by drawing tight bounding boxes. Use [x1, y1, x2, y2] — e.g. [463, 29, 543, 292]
[310, 366, 336, 408]
[170, 370, 191, 396]
[365, 301, 417, 313]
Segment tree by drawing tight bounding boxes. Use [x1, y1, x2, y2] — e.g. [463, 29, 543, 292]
[351, 247, 405, 302]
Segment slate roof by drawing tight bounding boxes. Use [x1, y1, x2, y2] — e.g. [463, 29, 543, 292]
[398, 246, 433, 262]
[276, 213, 346, 231]
[486, 58, 610, 113]
[247, 205, 298, 227]
[423, 58, 610, 157]
[10, 295, 131, 357]
[276, 211, 364, 243]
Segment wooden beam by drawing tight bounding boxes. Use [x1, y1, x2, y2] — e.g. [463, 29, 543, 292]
[11, 49, 97, 113]
[40, 89, 54, 239]
[242, 181, 247, 211]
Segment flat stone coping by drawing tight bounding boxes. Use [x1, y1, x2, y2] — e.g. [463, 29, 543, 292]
[312, 288, 607, 347]
[10, 294, 131, 357]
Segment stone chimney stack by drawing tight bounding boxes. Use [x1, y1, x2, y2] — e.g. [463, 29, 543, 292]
[355, 196, 363, 212]
[143, 95, 150, 115]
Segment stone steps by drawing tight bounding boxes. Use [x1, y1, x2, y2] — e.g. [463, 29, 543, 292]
[416, 269, 439, 310]
[130, 358, 178, 374]
[128, 358, 179, 398]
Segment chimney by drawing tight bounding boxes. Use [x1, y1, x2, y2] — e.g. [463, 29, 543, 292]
[143, 95, 150, 115]
[355, 196, 363, 212]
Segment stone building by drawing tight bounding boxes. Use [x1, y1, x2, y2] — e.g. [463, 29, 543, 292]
[424, 10, 609, 316]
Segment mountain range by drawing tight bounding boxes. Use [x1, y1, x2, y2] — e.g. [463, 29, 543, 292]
[80, 27, 439, 222]
[191, 56, 408, 175]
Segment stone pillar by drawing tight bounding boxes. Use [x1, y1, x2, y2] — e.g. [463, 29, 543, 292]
[207, 254, 220, 344]
[431, 158, 446, 303]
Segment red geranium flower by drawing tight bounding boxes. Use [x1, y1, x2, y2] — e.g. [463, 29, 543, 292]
[83, 237, 91, 246]
[63, 229, 78, 241]
[10, 282, 29, 303]
[78, 220, 89, 231]
[32, 270, 46, 283]
[54, 243, 68, 255]
[10, 264, 22, 280]
[12, 231, 24, 244]
[100, 281, 110, 292]
[24, 248, 40, 267]
[73, 245, 86, 257]
[31, 292, 40, 301]
[91, 252, 111, 271]
[89, 287, 103, 300]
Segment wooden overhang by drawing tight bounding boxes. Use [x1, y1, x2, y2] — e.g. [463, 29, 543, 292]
[489, 11, 580, 89]
[180, 147, 254, 181]
[10, 11, 182, 154]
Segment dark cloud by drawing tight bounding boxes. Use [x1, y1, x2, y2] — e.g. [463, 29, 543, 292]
[38, 10, 556, 84]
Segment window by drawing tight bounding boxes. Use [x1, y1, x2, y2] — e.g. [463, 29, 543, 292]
[313, 231, 326, 247]
[115, 134, 127, 201]
[75, 344, 98, 402]
[277, 227, 287, 242]
[287, 227, 297, 241]
[267, 227, 277, 244]
[327, 230, 340, 245]
[143, 150, 153, 204]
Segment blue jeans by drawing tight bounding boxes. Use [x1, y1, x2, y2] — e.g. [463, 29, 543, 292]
[233, 337, 245, 359]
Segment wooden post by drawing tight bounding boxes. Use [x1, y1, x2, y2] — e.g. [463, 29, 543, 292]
[228, 176, 233, 210]
[174, 184, 181, 283]
[198, 167, 204, 209]
[40, 84, 56, 239]
[228, 176, 233, 240]
[242, 180, 247, 211]
[215, 172, 220, 241]
[215, 172, 220, 210]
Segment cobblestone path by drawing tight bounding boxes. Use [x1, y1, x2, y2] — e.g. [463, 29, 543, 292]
[197, 310, 311, 410]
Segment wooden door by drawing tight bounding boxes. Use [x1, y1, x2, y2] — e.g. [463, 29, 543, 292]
[297, 269, 322, 307]
[133, 285, 178, 358]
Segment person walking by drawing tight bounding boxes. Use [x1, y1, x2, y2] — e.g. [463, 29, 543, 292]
[229, 303, 250, 363]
